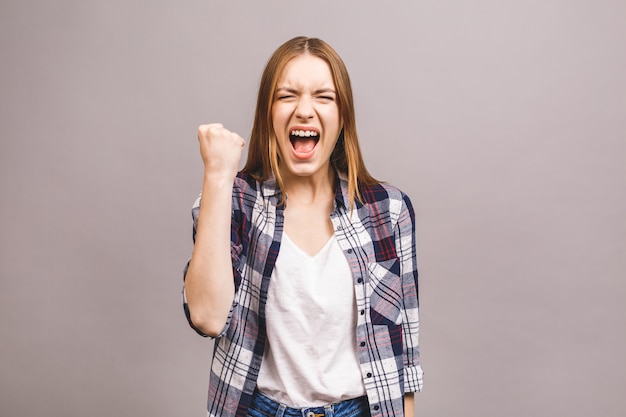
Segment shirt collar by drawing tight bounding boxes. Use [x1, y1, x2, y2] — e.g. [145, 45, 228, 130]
[259, 170, 351, 211]
[261, 175, 281, 199]
[334, 171, 350, 211]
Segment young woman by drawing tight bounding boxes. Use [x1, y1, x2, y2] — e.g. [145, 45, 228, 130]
[183, 36, 423, 417]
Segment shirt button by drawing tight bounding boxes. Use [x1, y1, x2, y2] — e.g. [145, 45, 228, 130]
[360, 310, 365, 315]
[366, 372, 372, 378]
[373, 405, 380, 411]
[357, 278, 363, 283]
[360, 341, 366, 347]
[347, 249, 353, 254]
[336, 225, 343, 231]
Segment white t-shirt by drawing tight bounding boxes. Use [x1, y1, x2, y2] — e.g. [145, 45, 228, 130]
[256, 233, 366, 407]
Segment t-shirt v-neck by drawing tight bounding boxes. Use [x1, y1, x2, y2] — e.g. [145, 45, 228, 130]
[282, 232, 334, 259]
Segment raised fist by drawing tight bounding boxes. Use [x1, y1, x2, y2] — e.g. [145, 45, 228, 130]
[197, 123, 245, 179]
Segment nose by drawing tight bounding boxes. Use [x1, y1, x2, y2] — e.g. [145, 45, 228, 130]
[295, 97, 314, 119]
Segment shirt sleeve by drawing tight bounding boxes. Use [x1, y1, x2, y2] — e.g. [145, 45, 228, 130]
[396, 192, 424, 392]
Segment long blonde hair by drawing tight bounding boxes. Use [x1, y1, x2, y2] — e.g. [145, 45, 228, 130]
[242, 36, 378, 205]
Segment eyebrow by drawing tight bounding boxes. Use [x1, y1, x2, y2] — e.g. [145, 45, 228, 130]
[275, 87, 337, 94]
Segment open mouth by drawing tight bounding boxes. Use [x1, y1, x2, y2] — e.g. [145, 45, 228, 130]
[289, 129, 319, 157]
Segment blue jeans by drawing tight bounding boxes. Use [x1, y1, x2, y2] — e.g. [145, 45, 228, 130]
[247, 389, 371, 417]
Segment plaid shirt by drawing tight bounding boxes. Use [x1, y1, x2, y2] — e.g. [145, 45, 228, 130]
[183, 172, 423, 417]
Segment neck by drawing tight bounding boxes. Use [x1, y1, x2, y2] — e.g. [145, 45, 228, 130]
[280, 166, 336, 205]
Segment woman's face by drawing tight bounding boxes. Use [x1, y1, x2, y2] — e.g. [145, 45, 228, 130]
[272, 54, 341, 182]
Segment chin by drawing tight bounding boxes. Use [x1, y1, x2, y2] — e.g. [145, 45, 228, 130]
[285, 165, 317, 177]
[286, 160, 333, 179]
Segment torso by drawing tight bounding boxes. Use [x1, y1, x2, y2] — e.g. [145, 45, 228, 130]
[192, 172, 422, 417]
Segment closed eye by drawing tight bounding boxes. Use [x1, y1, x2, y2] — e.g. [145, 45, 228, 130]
[276, 94, 297, 102]
[314, 88, 336, 102]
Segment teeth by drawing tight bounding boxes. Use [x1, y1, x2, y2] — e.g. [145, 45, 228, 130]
[290, 130, 318, 137]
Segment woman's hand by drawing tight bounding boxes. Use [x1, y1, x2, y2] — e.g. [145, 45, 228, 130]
[197, 123, 245, 180]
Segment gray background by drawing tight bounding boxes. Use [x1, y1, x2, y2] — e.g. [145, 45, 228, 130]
[1, 1, 625, 416]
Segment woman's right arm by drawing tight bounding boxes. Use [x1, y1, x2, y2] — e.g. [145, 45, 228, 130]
[184, 123, 245, 337]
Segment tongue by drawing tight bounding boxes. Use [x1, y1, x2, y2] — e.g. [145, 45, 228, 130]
[292, 138, 316, 154]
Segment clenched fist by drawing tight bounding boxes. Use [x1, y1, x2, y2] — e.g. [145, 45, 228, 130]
[197, 123, 245, 180]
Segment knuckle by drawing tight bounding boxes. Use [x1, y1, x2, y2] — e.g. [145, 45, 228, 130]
[198, 125, 212, 137]
[199, 123, 224, 135]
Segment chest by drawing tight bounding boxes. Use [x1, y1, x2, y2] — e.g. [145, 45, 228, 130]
[282, 200, 335, 257]
[245, 197, 399, 285]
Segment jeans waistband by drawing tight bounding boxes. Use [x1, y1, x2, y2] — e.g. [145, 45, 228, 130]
[249, 389, 370, 417]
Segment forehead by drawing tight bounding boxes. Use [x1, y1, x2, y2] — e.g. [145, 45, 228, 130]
[276, 54, 335, 88]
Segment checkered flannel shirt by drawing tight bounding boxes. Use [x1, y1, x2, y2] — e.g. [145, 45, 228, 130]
[183, 171, 423, 417]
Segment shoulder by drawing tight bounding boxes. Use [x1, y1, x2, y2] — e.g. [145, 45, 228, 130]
[359, 182, 413, 209]
[355, 182, 415, 231]
[234, 171, 262, 190]
[231, 172, 265, 208]
[232, 171, 282, 212]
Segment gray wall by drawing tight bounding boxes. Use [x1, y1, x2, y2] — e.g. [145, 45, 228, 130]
[1, 1, 625, 416]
